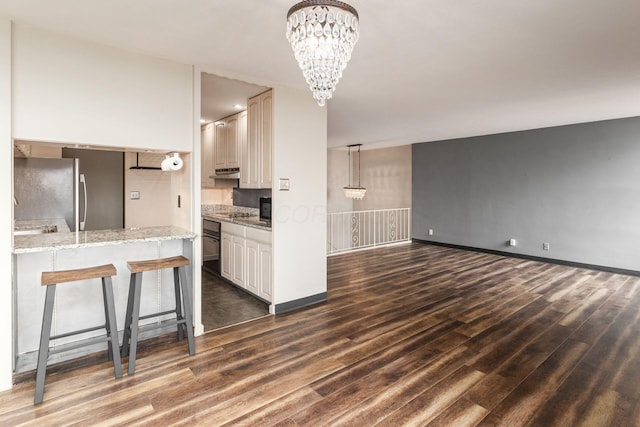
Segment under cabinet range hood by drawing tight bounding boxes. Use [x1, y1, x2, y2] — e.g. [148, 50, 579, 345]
[211, 167, 240, 179]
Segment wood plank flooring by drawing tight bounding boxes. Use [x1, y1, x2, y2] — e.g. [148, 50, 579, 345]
[2, 242, 640, 426]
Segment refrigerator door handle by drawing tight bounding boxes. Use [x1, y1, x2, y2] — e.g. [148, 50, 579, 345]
[80, 174, 87, 231]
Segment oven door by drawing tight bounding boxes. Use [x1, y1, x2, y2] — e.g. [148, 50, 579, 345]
[202, 229, 221, 275]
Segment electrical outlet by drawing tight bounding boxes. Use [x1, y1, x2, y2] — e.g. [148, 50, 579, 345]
[130, 191, 140, 200]
[543, 242, 550, 251]
[509, 238, 517, 247]
[428, 228, 434, 236]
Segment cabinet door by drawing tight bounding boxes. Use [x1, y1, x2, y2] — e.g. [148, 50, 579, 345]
[258, 244, 272, 302]
[244, 96, 260, 188]
[221, 232, 233, 280]
[232, 235, 245, 287]
[239, 110, 250, 188]
[245, 239, 259, 295]
[201, 123, 215, 188]
[226, 114, 240, 168]
[259, 91, 273, 188]
[214, 121, 227, 169]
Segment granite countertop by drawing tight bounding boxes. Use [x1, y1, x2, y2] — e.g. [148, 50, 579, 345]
[202, 205, 272, 231]
[13, 226, 196, 254]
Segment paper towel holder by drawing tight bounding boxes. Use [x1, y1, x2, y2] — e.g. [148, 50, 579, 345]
[161, 152, 183, 171]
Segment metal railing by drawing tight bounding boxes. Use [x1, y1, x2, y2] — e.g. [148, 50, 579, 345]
[327, 208, 411, 255]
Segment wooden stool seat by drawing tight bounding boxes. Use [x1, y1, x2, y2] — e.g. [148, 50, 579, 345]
[41, 264, 117, 286]
[127, 256, 189, 273]
[35, 264, 122, 404]
[121, 255, 195, 375]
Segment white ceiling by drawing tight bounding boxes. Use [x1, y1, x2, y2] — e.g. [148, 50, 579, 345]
[201, 74, 268, 123]
[2, 1, 640, 149]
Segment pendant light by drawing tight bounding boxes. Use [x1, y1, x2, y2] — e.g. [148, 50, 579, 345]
[286, 0, 360, 107]
[344, 144, 366, 199]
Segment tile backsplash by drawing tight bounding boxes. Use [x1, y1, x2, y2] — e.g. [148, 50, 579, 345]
[233, 188, 272, 209]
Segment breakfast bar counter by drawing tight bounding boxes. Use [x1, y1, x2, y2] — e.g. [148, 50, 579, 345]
[12, 226, 196, 373]
[13, 226, 195, 254]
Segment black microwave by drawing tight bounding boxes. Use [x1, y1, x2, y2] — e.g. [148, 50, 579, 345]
[259, 197, 271, 221]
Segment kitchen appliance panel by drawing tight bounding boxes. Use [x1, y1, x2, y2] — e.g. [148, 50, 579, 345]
[14, 157, 77, 231]
[62, 148, 124, 231]
[203, 219, 221, 275]
[259, 197, 271, 221]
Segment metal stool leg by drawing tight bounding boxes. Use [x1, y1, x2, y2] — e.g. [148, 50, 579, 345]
[121, 273, 136, 357]
[34, 285, 56, 404]
[127, 272, 143, 375]
[173, 267, 184, 341]
[101, 281, 113, 361]
[102, 276, 122, 379]
[178, 266, 195, 355]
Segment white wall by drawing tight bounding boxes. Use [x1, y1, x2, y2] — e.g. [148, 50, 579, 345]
[124, 152, 173, 227]
[328, 145, 412, 213]
[272, 87, 327, 306]
[327, 148, 353, 213]
[0, 17, 12, 392]
[353, 145, 412, 211]
[12, 24, 193, 152]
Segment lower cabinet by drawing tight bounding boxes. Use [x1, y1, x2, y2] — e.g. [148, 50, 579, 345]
[232, 235, 245, 287]
[258, 244, 272, 301]
[221, 232, 233, 280]
[221, 222, 272, 303]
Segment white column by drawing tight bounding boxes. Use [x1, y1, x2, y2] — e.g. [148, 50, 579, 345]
[0, 17, 13, 391]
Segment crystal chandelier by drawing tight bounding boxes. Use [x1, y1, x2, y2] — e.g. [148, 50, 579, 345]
[286, 1, 360, 106]
[344, 144, 366, 199]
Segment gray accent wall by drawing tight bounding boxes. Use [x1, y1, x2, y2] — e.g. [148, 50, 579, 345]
[412, 116, 640, 271]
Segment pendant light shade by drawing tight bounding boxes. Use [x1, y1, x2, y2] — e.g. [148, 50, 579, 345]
[344, 144, 366, 199]
[286, 0, 360, 106]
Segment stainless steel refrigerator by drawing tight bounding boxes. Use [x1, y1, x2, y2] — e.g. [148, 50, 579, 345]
[14, 150, 124, 231]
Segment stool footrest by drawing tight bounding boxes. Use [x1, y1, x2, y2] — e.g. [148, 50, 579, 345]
[50, 324, 108, 340]
[133, 318, 186, 334]
[139, 309, 179, 321]
[48, 335, 113, 356]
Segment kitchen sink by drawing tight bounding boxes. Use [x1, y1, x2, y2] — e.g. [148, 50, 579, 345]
[14, 225, 58, 236]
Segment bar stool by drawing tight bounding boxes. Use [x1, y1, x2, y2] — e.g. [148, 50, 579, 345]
[35, 264, 122, 404]
[121, 255, 195, 375]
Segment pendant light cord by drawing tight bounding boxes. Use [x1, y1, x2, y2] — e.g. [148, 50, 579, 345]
[348, 146, 352, 187]
[357, 145, 361, 187]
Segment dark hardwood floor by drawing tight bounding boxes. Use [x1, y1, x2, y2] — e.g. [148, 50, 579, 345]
[2, 242, 640, 426]
[201, 269, 270, 332]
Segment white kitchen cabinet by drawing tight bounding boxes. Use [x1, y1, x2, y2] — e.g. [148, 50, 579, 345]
[221, 232, 233, 281]
[201, 123, 215, 188]
[220, 222, 272, 302]
[226, 114, 240, 168]
[232, 235, 245, 287]
[242, 90, 272, 189]
[258, 244, 272, 301]
[214, 111, 243, 170]
[214, 121, 226, 169]
[245, 239, 260, 295]
[259, 90, 273, 188]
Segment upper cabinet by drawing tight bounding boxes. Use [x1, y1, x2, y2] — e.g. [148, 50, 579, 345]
[214, 112, 243, 170]
[201, 123, 215, 188]
[242, 90, 272, 189]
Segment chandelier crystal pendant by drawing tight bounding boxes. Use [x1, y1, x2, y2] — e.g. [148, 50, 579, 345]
[344, 144, 366, 199]
[286, 0, 360, 107]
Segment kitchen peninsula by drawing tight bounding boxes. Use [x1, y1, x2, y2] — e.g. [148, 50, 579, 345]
[12, 226, 196, 372]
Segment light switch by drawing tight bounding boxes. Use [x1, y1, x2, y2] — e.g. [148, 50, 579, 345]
[279, 178, 290, 191]
[130, 191, 140, 200]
